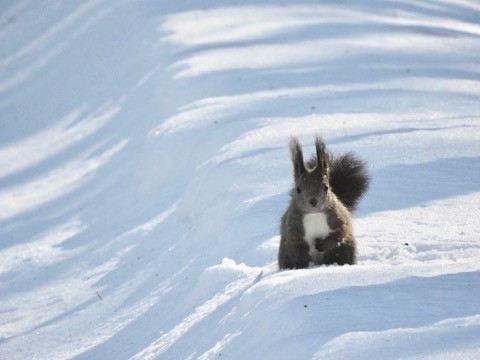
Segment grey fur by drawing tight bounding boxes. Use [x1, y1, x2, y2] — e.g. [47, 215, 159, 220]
[278, 136, 369, 269]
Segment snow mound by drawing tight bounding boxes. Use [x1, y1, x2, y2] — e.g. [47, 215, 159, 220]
[1, 1, 480, 359]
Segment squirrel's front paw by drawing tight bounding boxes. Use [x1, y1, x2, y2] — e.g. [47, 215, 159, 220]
[315, 238, 326, 252]
[315, 236, 339, 252]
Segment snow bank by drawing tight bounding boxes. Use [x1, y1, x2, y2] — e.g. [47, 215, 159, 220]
[1, 0, 480, 359]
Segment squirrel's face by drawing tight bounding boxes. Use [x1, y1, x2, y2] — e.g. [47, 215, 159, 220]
[289, 135, 331, 213]
[293, 167, 330, 213]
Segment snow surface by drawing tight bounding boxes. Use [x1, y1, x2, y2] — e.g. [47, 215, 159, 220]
[1, 0, 480, 359]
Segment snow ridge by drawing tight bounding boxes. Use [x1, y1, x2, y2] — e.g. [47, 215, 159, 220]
[1, 0, 480, 359]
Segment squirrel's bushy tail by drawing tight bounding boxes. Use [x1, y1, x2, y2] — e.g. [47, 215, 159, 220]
[329, 152, 370, 212]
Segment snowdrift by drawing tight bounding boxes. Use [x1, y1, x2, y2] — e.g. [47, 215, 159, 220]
[1, 1, 480, 359]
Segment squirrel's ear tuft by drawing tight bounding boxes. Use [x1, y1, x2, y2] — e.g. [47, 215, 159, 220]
[315, 135, 330, 173]
[290, 137, 306, 181]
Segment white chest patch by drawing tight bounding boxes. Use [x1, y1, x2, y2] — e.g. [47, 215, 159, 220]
[303, 212, 333, 263]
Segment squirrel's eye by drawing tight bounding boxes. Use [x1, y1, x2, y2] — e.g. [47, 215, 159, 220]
[324, 185, 329, 192]
[296, 186, 301, 194]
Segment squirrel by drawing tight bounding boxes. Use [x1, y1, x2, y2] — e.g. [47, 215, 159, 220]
[278, 135, 369, 269]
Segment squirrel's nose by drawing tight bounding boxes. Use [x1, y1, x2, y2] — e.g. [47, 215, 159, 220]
[309, 198, 318, 206]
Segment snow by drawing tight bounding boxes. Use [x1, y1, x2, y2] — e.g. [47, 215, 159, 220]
[1, 0, 480, 359]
